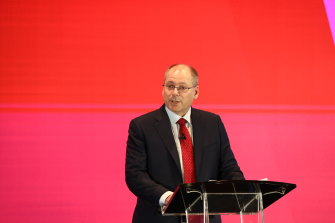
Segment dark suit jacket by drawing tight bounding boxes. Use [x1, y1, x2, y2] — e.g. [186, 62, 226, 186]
[126, 105, 244, 223]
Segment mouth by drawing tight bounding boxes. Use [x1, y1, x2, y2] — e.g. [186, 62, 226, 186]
[170, 99, 181, 104]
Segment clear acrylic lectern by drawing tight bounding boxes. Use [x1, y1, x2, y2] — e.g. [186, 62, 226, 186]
[162, 180, 296, 223]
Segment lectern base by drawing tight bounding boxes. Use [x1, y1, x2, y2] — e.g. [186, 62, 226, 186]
[219, 211, 264, 223]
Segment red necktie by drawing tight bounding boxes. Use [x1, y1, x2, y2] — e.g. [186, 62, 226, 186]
[177, 118, 196, 183]
[178, 119, 202, 222]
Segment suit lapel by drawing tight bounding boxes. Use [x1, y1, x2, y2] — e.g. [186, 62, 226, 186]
[154, 106, 182, 176]
[191, 108, 205, 178]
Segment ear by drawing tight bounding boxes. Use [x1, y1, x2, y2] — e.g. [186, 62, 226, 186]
[194, 86, 199, 99]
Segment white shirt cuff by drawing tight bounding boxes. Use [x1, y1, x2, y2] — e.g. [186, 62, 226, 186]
[159, 191, 174, 206]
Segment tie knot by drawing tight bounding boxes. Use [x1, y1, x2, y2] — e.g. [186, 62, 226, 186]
[177, 118, 186, 126]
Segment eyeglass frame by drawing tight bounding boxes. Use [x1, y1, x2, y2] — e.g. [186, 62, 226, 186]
[162, 84, 198, 93]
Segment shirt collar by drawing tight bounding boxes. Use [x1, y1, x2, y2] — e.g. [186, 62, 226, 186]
[165, 106, 192, 125]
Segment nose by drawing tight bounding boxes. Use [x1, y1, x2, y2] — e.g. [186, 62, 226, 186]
[172, 87, 180, 95]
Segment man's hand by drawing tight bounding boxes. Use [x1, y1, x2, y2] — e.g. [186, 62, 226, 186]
[165, 194, 172, 205]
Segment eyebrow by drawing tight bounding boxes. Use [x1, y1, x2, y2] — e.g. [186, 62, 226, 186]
[165, 81, 187, 85]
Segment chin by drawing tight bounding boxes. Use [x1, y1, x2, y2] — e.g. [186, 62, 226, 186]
[168, 107, 180, 114]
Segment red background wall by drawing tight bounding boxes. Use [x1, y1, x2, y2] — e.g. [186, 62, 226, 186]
[1, 0, 335, 222]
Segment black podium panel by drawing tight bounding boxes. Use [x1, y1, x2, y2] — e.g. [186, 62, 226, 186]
[163, 180, 296, 215]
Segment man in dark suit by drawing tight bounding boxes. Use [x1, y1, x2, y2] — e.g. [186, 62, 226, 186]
[126, 64, 244, 223]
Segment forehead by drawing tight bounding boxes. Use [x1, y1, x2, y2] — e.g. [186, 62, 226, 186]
[164, 66, 193, 84]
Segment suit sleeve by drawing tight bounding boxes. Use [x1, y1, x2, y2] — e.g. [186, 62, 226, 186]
[125, 119, 169, 205]
[217, 116, 245, 180]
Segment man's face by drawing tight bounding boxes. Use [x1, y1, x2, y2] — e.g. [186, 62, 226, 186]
[162, 66, 199, 116]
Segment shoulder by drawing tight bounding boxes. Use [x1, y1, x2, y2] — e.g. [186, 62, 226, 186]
[191, 107, 228, 136]
[191, 107, 221, 121]
[130, 105, 166, 124]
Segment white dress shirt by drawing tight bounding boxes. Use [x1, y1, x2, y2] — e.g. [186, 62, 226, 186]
[159, 106, 193, 206]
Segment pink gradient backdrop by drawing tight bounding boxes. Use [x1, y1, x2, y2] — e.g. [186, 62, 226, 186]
[1, 109, 335, 222]
[324, 0, 335, 44]
[1, 0, 335, 222]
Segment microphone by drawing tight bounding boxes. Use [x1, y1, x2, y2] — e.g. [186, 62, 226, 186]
[179, 134, 186, 140]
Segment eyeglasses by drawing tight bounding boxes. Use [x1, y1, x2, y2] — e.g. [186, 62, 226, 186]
[162, 84, 197, 93]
